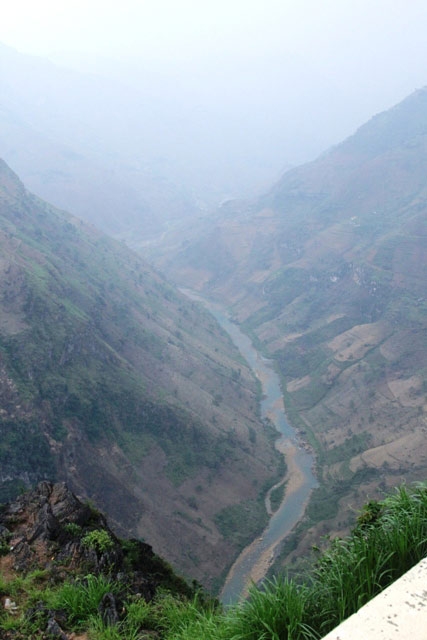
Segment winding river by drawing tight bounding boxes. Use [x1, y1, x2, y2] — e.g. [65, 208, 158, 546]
[182, 291, 318, 605]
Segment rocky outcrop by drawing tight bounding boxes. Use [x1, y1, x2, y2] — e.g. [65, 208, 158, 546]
[0, 482, 196, 638]
[0, 480, 192, 598]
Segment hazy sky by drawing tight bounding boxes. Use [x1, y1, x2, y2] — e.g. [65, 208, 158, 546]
[2, 1, 427, 113]
[1, 1, 426, 67]
[2, 1, 427, 202]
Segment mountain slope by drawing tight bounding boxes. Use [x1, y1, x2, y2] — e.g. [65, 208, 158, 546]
[0, 158, 280, 589]
[152, 87, 427, 559]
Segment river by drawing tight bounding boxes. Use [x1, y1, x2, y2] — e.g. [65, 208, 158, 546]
[182, 291, 318, 605]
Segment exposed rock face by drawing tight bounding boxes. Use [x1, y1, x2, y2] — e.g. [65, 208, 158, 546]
[0, 482, 193, 639]
[2, 481, 100, 572]
[0, 482, 192, 597]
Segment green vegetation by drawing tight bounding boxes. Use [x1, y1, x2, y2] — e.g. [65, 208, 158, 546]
[0, 418, 56, 488]
[322, 432, 372, 466]
[161, 420, 238, 486]
[214, 498, 268, 548]
[276, 343, 327, 381]
[305, 459, 379, 526]
[246, 268, 310, 327]
[269, 482, 286, 512]
[81, 529, 115, 553]
[50, 574, 120, 626]
[3, 483, 427, 639]
[63, 522, 83, 537]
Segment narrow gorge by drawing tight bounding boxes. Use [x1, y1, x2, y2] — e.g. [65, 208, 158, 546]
[185, 293, 318, 603]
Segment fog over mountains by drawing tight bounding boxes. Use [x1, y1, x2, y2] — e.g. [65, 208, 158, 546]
[2, 15, 427, 597]
[1, 38, 422, 242]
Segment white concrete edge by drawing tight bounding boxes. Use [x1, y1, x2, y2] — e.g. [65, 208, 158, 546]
[321, 557, 427, 639]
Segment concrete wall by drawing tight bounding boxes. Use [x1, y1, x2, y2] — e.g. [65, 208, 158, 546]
[322, 557, 427, 639]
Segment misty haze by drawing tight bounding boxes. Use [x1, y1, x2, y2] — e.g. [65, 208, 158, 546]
[1, 1, 427, 638]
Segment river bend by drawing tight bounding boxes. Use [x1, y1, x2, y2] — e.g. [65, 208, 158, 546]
[182, 291, 317, 604]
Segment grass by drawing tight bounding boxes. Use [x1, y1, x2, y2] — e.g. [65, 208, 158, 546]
[163, 482, 427, 640]
[48, 574, 120, 628]
[228, 577, 313, 640]
[2, 483, 427, 639]
[87, 599, 157, 640]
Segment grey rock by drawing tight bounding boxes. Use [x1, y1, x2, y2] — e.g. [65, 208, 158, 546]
[46, 617, 68, 639]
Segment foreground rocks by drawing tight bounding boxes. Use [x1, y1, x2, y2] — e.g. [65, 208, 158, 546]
[0, 482, 194, 639]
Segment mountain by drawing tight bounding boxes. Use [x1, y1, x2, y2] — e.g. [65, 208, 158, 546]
[150, 87, 427, 561]
[0, 42, 197, 237]
[0, 158, 280, 589]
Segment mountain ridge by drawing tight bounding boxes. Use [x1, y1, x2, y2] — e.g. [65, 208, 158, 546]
[0, 158, 280, 589]
[148, 86, 427, 565]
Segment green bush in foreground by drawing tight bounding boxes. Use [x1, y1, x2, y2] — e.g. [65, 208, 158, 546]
[81, 528, 115, 553]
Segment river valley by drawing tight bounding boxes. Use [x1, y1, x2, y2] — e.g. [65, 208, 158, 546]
[183, 292, 318, 604]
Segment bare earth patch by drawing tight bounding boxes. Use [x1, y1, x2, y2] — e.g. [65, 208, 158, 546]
[328, 322, 390, 361]
[387, 375, 423, 406]
[349, 428, 427, 472]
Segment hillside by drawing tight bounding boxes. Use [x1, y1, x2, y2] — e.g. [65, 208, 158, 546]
[0, 158, 280, 589]
[150, 87, 427, 562]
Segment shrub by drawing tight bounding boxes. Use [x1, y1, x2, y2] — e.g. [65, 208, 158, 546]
[228, 576, 315, 640]
[81, 529, 114, 553]
[64, 522, 83, 537]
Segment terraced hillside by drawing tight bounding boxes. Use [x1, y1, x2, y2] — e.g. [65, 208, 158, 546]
[150, 87, 427, 562]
